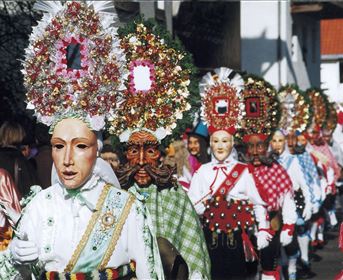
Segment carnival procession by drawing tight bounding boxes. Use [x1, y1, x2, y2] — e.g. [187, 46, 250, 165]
[0, 1, 342, 279]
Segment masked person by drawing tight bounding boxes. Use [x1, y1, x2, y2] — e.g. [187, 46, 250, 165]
[305, 104, 340, 249]
[110, 21, 211, 279]
[321, 103, 343, 225]
[286, 131, 322, 278]
[270, 85, 319, 280]
[188, 68, 270, 280]
[100, 144, 121, 171]
[5, 2, 164, 279]
[164, 140, 193, 192]
[237, 76, 297, 280]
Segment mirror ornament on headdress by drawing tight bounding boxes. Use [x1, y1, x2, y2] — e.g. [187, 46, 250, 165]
[278, 84, 312, 135]
[238, 75, 280, 142]
[23, 1, 127, 131]
[108, 20, 197, 142]
[199, 67, 244, 135]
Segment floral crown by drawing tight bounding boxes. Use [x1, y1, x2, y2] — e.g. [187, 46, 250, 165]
[199, 67, 245, 135]
[277, 84, 312, 135]
[108, 20, 196, 142]
[23, 1, 127, 132]
[238, 75, 280, 142]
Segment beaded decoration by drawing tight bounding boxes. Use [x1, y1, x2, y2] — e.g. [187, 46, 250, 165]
[238, 75, 280, 141]
[325, 102, 338, 132]
[108, 20, 195, 142]
[277, 84, 312, 135]
[23, 1, 127, 131]
[306, 88, 329, 131]
[41, 262, 135, 280]
[199, 67, 245, 135]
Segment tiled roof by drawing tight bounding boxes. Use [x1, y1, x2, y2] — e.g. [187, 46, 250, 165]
[321, 19, 343, 55]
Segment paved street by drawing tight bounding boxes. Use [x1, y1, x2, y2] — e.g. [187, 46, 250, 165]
[309, 208, 343, 280]
[311, 228, 343, 279]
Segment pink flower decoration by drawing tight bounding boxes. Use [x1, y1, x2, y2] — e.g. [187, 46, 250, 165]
[128, 59, 156, 94]
[54, 36, 90, 81]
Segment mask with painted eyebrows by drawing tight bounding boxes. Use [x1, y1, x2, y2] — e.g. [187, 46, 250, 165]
[115, 131, 175, 190]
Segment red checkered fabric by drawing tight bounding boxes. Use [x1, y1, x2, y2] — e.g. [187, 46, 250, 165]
[251, 162, 293, 212]
[313, 143, 341, 181]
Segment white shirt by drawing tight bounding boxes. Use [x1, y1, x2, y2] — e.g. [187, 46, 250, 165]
[16, 175, 156, 279]
[188, 154, 269, 229]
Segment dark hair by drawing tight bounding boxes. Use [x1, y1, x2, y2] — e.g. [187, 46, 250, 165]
[35, 123, 51, 146]
[187, 134, 210, 164]
[101, 144, 116, 153]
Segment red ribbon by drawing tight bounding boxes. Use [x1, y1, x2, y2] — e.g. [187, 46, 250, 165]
[263, 270, 280, 280]
[338, 111, 343, 125]
[241, 230, 258, 262]
[282, 224, 295, 236]
[208, 125, 236, 135]
[242, 133, 268, 143]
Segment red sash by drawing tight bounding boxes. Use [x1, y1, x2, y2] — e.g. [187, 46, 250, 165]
[203, 163, 257, 262]
[212, 163, 247, 197]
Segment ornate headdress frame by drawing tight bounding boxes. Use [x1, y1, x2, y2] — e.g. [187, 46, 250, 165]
[23, 1, 127, 132]
[199, 67, 245, 135]
[324, 102, 338, 132]
[108, 19, 198, 143]
[238, 75, 280, 142]
[306, 88, 329, 132]
[277, 84, 312, 135]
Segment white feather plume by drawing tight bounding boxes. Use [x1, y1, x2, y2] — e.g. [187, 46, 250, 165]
[33, 1, 63, 15]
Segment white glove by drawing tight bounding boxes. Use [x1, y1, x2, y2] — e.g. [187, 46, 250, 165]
[194, 202, 206, 215]
[256, 230, 272, 250]
[302, 202, 312, 221]
[320, 179, 327, 201]
[10, 236, 38, 265]
[280, 229, 293, 246]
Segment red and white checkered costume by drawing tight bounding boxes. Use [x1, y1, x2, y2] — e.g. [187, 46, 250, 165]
[251, 162, 297, 225]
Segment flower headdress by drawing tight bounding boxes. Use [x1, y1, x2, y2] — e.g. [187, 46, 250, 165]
[199, 67, 245, 135]
[277, 84, 312, 135]
[23, 1, 127, 132]
[108, 19, 197, 142]
[306, 88, 329, 132]
[237, 75, 280, 142]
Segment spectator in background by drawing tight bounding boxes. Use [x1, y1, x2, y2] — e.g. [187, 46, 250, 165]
[20, 134, 38, 171]
[100, 144, 121, 171]
[0, 121, 39, 197]
[0, 168, 21, 250]
[33, 123, 53, 189]
[186, 121, 210, 173]
[164, 140, 193, 191]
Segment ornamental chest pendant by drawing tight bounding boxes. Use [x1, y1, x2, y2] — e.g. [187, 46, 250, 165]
[101, 211, 116, 230]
